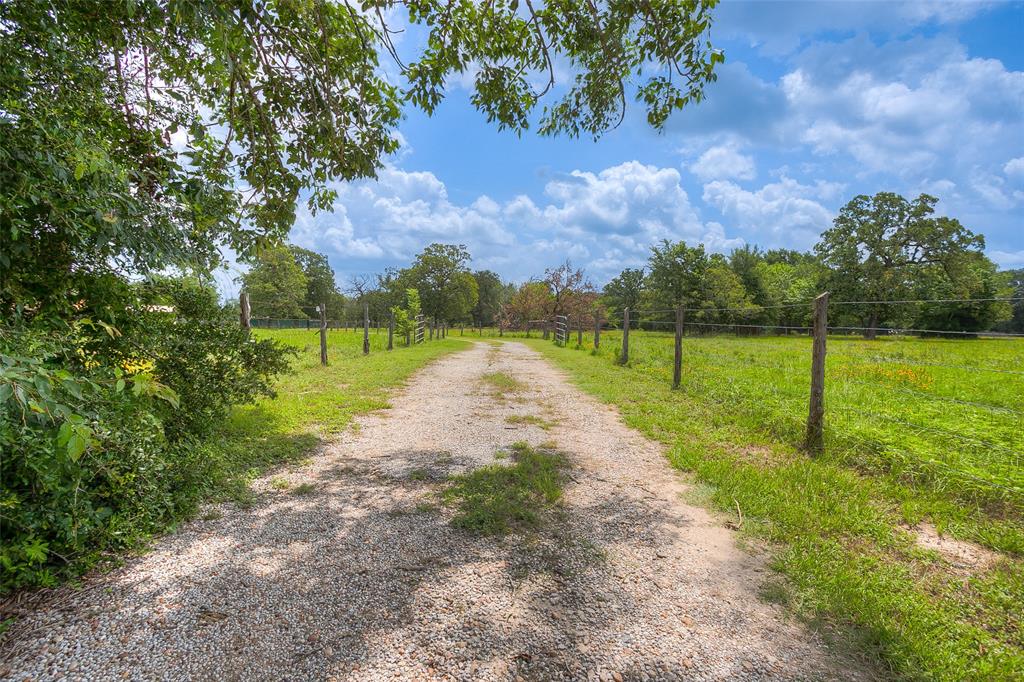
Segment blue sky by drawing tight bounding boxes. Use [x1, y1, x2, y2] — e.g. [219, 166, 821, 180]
[269, 0, 1024, 292]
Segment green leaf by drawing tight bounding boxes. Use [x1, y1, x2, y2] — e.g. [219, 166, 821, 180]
[74, 161, 87, 181]
[56, 421, 73, 448]
[23, 539, 48, 564]
[66, 431, 88, 461]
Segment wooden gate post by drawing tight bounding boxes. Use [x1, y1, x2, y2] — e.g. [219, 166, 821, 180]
[594, 315, 600, 349]
[363, 303, 370, 355]
[673, 305, 685, 388]
[319, 303, 328, 366]
[240, 291, 251, 331]
[805, 292, 829, 454]
[620, 308, 630, 364]
[388, 311, 394, 351]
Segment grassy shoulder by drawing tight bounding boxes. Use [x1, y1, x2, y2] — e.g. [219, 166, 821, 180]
[207, 329, 469, 503]
[522, 337, 1023, 681]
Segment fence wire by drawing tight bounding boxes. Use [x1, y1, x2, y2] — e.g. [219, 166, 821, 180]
[534, 298, 1022, 501]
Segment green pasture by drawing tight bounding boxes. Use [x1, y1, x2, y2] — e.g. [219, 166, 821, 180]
[525, 331, 1024, 681]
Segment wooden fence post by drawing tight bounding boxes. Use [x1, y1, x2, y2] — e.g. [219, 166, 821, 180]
[363, 303, 370, 355]
[594, 315, 600, 349]
[620, 308, 630, 364]
[388, 311, 394, 351]
[499, 319, 503, 337]
[240, 291, 251, 331]
[805, 292, 829, 454]
[319, 303, 328, 366]
[673, 305, 685, 388]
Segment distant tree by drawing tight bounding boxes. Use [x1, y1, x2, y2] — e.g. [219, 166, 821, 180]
[504, 281, 553, 329]
[754, 260, 819, 328]
[543, 260, 592, 318]
[602, 268, 646, 316]
[406, 244, 478, 322]
[391, 288, 422, 344]
[646, 240, 709, 311]
[242, 246, 308, 319]
[471, 270, 505, 326]
[346, 274, 372, 303]
[816, 192, 987, 338]
[289, 246, 344, 316]
[728, 246, 769, 307]
[994, 269, 1024, 332]
[696, 256, 756, 323]
[910, 253, 1012, 333]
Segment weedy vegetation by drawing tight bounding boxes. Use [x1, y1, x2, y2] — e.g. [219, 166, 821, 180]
[442, 442, 568, 535]
[480, 371, 527, 395]
[527, 331, 1023, 681]
[505, 414, 558, 430]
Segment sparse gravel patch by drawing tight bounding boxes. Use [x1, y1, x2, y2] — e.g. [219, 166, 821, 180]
[0, 342, 871, 681]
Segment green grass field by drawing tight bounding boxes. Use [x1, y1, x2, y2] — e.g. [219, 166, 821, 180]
[524, 331, 1023, 680]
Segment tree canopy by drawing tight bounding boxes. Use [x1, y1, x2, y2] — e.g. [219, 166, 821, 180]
[241, 246, 309, 319]
[816, 192, 996, 336]
[1, 0, 723, 319]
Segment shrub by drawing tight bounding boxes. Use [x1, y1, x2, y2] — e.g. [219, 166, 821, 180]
[0, 278, 293, 591]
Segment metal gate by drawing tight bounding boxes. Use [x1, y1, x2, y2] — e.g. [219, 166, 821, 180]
[554, 314, 569, 346]
[414, 314, 425, 344]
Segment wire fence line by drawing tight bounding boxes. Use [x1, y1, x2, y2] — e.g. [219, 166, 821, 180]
[520, 295, 1022, 503]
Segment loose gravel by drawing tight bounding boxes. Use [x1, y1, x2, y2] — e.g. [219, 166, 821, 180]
[0, 341, 871, 681]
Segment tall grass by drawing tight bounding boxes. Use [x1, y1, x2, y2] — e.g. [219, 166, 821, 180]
[525, 332, 1024, 680]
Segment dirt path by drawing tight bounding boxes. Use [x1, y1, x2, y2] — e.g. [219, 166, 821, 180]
[1, 342, 867, 682]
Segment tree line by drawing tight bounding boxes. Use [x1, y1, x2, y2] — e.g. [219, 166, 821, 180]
[245, 192, 1021, 336]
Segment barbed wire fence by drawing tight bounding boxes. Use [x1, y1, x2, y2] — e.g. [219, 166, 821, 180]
[518, 295, 1024, 507]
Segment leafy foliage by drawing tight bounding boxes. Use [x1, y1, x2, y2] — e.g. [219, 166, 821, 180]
[596, 194, 1010, 334]
[389, 244, 479, 323]
[241, 246, 309, 319]
[289, 246, 346, 317]
[1, 0, 723, 318]
[0, 279, 290, 591]
[470, 270, 510, 327]
[816, 192, 1003, 335]
[390, 288, 422, 344]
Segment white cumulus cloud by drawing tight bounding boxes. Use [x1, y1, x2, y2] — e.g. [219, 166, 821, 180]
[702, 177, 839, 249]
[690, 142, 757, 181]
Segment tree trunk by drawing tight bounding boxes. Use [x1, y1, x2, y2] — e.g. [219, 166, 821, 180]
[864, 310, 879, 340]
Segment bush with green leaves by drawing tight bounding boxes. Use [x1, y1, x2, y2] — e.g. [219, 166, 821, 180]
[0, 279, 292, 591]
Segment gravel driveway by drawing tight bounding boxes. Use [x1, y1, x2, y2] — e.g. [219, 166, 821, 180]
[1, 341, 869, 681]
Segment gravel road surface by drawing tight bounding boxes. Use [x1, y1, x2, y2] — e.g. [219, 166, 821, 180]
[1, 341, 869, 681]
